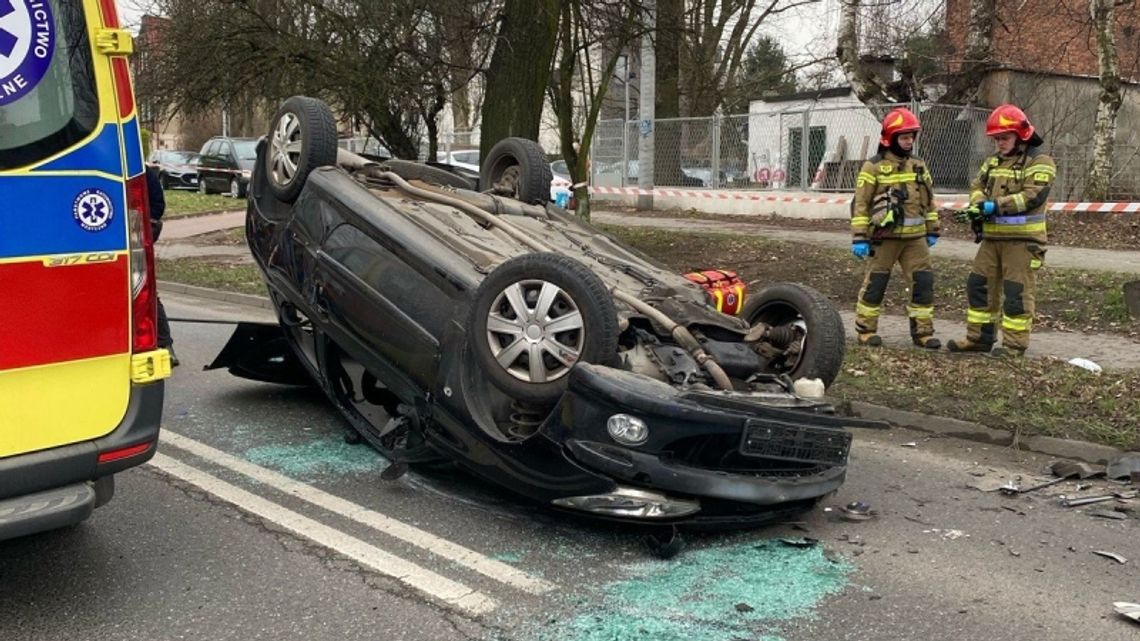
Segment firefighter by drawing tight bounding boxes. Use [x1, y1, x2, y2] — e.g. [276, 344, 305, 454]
[947, 104, 1054, 357]
[850, 107, 941, 349]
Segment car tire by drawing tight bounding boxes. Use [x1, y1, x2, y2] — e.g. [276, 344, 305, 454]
[468, 253, 618, 405]
[479, 138, 552, 205]
[198, 179, 209, 195]
[266, 95, 338, 204]
[230, 177, 245, 199]
[381, 159, 475, 191]
[742, 283, 845, 387]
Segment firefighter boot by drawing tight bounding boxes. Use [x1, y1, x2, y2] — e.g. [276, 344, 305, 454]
[913, 335, 941, 350]
[989, 346, 1026, 359]
[946, 338, 993, 353]
[857, 333, 882, 347]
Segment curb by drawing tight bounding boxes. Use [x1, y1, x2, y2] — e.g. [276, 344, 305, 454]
[844, 400, 1123, 464]
[158, 279, 1125, 465]
[158, 280, 274, 311]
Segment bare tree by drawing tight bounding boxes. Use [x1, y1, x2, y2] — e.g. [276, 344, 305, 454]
[478, 0, 562, 160]
[550, 0, 647, 220]
[837, 0, 964, 105]
[678, 0, 821, 117]
[147, 0, 491, 159]
[937, 0, 996, 104]
[1084, 0, 1130, 199]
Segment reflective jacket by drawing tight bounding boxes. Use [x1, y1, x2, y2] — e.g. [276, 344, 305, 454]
[851, 151, 939, 243]
[969, 146, 1054, 244]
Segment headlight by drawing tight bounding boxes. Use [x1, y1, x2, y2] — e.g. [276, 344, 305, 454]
[607, 413, 648, 446]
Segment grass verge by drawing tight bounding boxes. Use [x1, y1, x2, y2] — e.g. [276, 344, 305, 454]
[831, 346, 1140, 450]
[157, 257, 266, 296]
[164, 190, 242, 218]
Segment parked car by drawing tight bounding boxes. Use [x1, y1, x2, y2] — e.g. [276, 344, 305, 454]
[436, 149, 481, 173]
[210, 97, 883, 535]
[197, 136, 259, 198]
[148, 150, 201, 190]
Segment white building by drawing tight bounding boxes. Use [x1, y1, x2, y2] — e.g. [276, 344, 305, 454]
[747, 87, 881, 190]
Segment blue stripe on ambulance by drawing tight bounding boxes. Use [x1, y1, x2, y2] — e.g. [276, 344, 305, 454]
[121, 117, 143, 176]
[34, 124, 122, 174]
[0, 175, 126, 259]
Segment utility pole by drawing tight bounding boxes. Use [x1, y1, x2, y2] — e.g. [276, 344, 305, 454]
[620, 54, 631, 189]
[637, 0, 656, 210]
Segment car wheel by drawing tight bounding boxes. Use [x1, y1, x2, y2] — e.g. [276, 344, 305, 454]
[381, 159, 475, 191]
[468, 253, 618, 405]
[230, 177, 245, 199]
[266, 95, 338, 203]
[479, 138, 552, 204]
[742, 283, 845, 387]
[198, 179, 208, 195]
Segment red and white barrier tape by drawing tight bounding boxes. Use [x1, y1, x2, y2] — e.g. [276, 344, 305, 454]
[588, 186, 1140, 213]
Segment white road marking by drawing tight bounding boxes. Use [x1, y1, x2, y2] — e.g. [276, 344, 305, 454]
[148, 452, 497, 615]
[159, 430, 556, 595]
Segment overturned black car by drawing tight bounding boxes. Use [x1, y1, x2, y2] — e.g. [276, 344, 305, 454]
[211, 96, 885, 528]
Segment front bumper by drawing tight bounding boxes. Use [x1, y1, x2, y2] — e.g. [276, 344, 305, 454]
[544, 364, 868, 519]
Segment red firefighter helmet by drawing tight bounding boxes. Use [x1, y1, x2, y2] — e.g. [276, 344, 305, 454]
[879, 108, 921, 146]
[985, 104, 1035, 141]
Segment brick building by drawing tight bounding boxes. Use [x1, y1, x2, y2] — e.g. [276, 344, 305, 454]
[946, 0, 1140, 79]
[944, 0, 1140, 198]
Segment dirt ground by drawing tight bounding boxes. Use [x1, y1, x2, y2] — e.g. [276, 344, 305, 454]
[601, 225, 1139, 339]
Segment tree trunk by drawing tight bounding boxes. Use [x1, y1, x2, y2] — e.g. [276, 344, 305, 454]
[655, 0, 683, 185]
[835, 0, 897, 105]
[1085, 0, 1123, 200]
[479, 0, 561, 160]
[938, 0, 996, 105]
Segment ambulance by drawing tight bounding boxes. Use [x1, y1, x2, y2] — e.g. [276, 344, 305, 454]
[0, 0, 170, 540]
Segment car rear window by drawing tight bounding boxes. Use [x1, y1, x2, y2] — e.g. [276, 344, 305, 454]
[0, 0, 98, 170]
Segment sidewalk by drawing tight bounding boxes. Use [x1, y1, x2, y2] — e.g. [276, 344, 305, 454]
[158, 210, 249, 261]
[159, 209, 1140, 369]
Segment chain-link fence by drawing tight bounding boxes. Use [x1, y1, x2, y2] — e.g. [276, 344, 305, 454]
[591, 102, 1140, 198]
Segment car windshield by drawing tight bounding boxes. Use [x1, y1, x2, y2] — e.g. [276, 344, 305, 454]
[0, 0, 99, 170]
[233, 140, 259, 160]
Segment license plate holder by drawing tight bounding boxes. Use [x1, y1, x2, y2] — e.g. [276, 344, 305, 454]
[739, 419, 851, 465]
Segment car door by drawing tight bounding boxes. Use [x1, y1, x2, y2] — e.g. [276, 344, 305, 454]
[317, 221, 451, 399]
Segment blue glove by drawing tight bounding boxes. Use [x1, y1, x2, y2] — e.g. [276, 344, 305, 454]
[852, 241, 871, 259]
[926, 235, 938, 248]
[981, 200, 997, 216]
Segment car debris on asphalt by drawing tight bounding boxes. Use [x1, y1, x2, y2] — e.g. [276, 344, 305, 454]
[1106, 452, 1140, 481]
[1115, 602, 1140, 624]
[1093, 550, 1128, 564]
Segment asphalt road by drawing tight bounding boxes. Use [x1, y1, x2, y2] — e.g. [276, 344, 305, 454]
[2, 291, 1137, 641]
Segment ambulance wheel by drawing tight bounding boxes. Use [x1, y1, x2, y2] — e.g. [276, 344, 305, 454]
[743, 283, 845, 387]
[266, 96, 338, 203]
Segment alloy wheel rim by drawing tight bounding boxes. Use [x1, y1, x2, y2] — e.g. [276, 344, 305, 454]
[269, 112, 302, 188]
[485, 279, 585, 383]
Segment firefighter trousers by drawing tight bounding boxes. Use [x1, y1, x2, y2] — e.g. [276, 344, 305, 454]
[962, 239, 1042, 351]
[855, 237, 935, 339]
